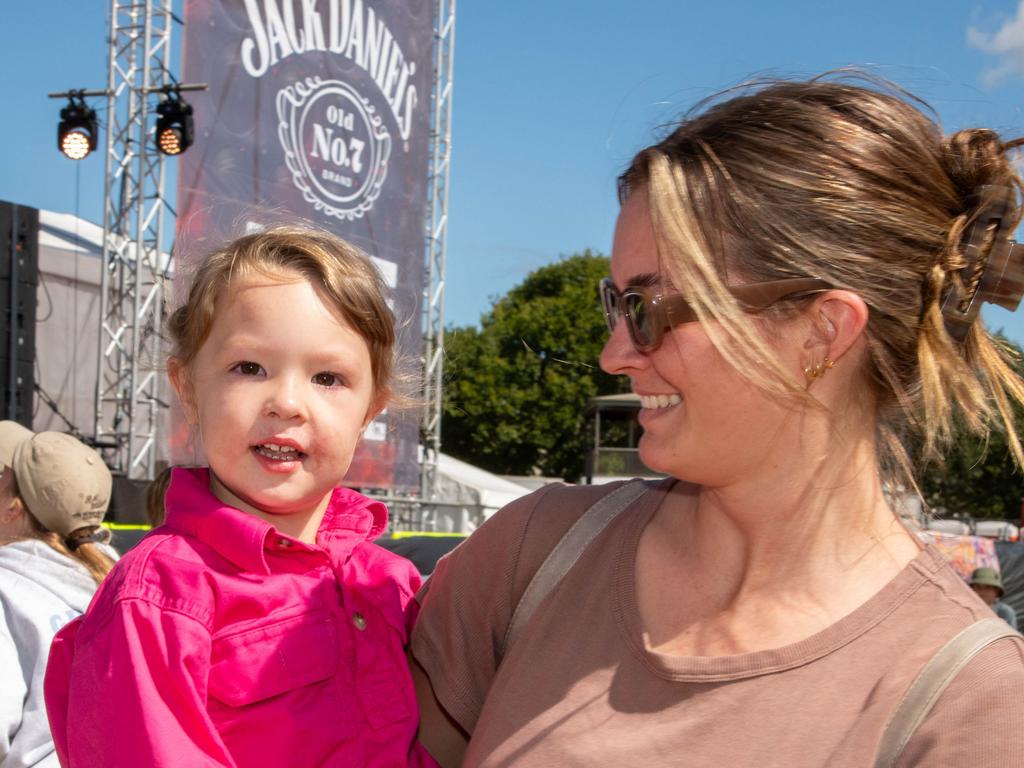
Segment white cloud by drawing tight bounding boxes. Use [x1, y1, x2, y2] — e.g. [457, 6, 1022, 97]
[968, 1, 1024, 86]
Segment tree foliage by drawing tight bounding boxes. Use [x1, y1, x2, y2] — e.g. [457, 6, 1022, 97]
[441, 251, 628, 480]
[919, 336, 1024, 520]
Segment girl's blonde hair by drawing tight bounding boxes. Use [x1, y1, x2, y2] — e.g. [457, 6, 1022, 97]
[167, 226, 400, 403]
[618, 73, 1024, 487]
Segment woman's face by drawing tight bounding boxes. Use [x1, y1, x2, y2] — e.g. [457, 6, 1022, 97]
[599, 189, 803, 487]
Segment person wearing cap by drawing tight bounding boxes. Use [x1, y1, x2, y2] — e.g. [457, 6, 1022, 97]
[0, 424, 117, 768]
[970, 567, 1018, 630]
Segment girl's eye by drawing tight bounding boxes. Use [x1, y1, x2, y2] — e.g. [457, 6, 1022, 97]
[233, 361, 264, 376]
[313, 372, 343, 388]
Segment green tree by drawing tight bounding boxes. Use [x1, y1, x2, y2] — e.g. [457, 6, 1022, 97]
[919, 336, 1024, 520]
[441, 251, 628, 480]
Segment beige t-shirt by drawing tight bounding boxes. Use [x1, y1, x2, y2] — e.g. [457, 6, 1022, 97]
[412, 480, 1024, 767]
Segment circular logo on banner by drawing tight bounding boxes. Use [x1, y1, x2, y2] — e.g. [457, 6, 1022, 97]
[276, 77, 392, 221]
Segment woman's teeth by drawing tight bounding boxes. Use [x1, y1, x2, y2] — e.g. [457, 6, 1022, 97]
[255, 444, 301, 460]
[640, 394, 682, 410]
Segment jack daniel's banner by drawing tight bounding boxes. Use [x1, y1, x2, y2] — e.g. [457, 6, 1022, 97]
[174, 0, 434, 491]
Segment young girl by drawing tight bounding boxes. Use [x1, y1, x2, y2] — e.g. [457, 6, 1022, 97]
[45, 228, 435, 767]
[1, 426, 116, 768]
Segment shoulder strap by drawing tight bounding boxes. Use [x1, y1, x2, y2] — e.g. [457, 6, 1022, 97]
[874, 617, 1022, 768]
[501, 480, 649, 656]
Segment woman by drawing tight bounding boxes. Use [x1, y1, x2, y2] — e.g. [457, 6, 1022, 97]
[0, 425, 115, 768]
[410, 75, 1024, 767]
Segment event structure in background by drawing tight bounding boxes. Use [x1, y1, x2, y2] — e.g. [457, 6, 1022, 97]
[89, 0, 456, 497]
[92, 2, 179, 481]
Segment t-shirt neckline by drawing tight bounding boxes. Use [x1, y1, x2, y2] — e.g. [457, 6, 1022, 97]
[611, 480, 949, 682]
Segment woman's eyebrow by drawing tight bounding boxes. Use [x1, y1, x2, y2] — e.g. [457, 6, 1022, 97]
[625, 272, 662, 289]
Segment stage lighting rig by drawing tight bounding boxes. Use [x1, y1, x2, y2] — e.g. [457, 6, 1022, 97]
[154, 89, 194, 156]
[57, 92, 98, 161]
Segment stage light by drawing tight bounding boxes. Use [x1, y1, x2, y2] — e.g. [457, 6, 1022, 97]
[57, 95, 98, 161]
[154, 92, 194, 156]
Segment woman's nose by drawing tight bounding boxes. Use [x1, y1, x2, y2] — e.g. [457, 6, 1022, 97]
[599, 319, 645, 376]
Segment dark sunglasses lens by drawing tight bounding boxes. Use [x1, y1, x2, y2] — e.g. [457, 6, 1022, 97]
[624, 293, 654, 348]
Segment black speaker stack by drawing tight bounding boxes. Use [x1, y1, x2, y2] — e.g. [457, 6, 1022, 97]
[0, 201, 37, 427]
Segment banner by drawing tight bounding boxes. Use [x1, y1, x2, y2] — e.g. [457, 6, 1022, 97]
[917, 531, 1000, 580]
[175, 0, 435, 491]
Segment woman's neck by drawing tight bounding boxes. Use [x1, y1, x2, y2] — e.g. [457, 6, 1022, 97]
[639, 423, 921, 656]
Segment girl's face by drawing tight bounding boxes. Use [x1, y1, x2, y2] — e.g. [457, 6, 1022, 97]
[171, 271, 381, 527]
[599, 190, 801, 487]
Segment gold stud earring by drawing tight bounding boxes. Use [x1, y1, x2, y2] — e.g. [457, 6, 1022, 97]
[804, 356, 834, 384]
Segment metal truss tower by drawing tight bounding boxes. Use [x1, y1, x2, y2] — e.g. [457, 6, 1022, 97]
[420, 0, 457, 505]
[93, 0, 174, 479]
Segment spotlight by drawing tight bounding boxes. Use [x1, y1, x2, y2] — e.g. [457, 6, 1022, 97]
[154, 91, 194, 156]
[57, 95, 98, 161]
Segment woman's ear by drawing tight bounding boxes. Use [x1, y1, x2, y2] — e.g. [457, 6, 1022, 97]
[2, 495, 24, 524]
[168, 357, 197, 425]
[804, 290, 870, 364]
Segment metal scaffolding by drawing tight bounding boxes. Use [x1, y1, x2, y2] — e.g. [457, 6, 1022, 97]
[93, 0, 174, 479]
[420, 0, 457, 506]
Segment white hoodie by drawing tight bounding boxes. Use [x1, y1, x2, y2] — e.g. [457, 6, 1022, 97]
[0, 539, 115, 768]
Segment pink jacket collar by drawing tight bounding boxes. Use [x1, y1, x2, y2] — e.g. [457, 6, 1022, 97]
[163, 467, 389, 574]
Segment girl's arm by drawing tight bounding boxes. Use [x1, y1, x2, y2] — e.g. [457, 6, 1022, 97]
[46, 599, 237, 767]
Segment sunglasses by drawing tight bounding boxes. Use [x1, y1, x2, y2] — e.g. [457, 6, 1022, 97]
[599, 276, 832, 351]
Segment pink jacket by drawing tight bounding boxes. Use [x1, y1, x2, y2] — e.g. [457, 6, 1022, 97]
[45, 467, 436, 767]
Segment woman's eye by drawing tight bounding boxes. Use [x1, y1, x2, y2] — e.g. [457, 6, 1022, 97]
[313, 372, 342, 388]
[233, 361, 263, 376]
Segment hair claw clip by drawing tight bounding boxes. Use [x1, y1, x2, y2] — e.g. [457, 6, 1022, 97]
[941, 185, 1024, 341]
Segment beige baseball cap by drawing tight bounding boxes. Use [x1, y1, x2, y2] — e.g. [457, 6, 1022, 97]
[0, 420, 33, 467]
[13, 431, 112, 537]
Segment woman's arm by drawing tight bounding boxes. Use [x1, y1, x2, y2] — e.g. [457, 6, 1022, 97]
[410, 650, 469, 768]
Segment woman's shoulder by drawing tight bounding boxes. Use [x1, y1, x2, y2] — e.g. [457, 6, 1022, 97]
[0, 539, 98, 623]
[480, 479, 649, 543]
[899, 626, 1024, 765]
[423, 479, 659, 606]
[910, 546, 1007, 622]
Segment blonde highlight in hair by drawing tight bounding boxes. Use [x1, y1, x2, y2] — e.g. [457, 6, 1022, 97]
[13, 474, 116, 586]
[619, 73, 1024, 487]
[167, 226, 404, 406]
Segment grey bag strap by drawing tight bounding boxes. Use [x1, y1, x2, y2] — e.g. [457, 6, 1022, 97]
[874, 617, 1022, 768]
[501, 480, 650, 656]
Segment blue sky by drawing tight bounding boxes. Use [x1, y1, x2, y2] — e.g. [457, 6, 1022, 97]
[3, 1, 1024, 341]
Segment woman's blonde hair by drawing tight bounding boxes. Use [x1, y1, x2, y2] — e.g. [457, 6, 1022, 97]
[5, 473, 116, 587]
[26, 515, 115, 586]
[618, 73, 1024, 487]
[167, 226, 401, 404]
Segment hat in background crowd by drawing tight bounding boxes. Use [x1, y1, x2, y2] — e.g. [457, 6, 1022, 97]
[0, 420, 32, 468]
[0, 421, 112, 542]
[970, 567, 1005, 599]
[969, 566, 1018, 630]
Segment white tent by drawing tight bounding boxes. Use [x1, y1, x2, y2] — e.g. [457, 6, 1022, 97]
[33, 209, 105, 436]
[421, 451, 538, 533]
